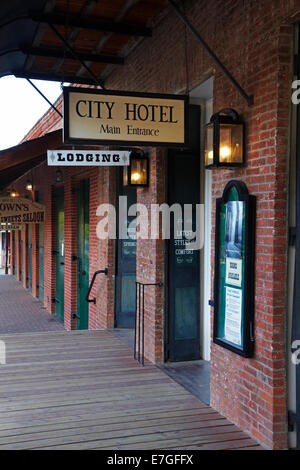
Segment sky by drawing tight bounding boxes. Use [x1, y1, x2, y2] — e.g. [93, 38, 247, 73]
[0, 76, 63, 151]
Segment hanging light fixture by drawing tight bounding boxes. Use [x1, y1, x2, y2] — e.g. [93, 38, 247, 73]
[56, 169, 63, 183]
[204, 108, 244, 169]
[123, 151, 149, 187]
[25, 180, 33, 191]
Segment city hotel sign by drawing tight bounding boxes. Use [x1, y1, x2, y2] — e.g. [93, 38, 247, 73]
[63, 87, 188, 147]
[0, 198, 45, 224]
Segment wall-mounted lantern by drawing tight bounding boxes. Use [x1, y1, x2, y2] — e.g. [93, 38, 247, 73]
[55, 169, 63, 183]
[25, 180, 33, 191]
[204, 108, 244, 169]
[10, 189, 18, 198]
[123, 151, 149, 187]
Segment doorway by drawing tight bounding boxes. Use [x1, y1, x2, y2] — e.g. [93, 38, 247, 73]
[54, 187, 64, 322]
[167, 152, 201, 362]
[116, 180, 137, 328]
[166, 105, 201, 362]
[76, 179, 90, 330]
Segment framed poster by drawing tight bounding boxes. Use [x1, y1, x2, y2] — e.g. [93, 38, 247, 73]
[213, 180, 256, 357]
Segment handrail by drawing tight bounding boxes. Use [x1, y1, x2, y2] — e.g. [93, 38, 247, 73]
[86, 268, 108, 304]
[135, 281, 163, 366]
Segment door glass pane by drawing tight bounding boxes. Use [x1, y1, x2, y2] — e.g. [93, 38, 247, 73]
[174, 286, 197, 340]
[121, 273, 136, 313]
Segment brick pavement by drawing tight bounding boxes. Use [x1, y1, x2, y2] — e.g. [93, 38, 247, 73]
[0, 275, 65, 334]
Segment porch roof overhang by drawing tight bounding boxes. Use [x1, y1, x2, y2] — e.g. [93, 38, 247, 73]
[0, 0, 167, 87]
[0, 129, 62, 192]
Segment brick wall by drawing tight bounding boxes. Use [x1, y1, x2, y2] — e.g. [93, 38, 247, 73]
[7, 0, 300, 449]
[136, 148, 166, 364]
[104, 0, 300, 449]
[11, 161, 115, 332]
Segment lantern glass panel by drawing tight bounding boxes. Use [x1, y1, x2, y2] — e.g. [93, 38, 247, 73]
[123, 166, 129, 186]
[204, 123, 214, 167]
[219, 123, 243, 164]
[230, 123, 243, 163]
[130, 158, 147, 185]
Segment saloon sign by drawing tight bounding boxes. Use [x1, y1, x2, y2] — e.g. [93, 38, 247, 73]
[63, 87, 188, 147]
[0, 197, 45, 224]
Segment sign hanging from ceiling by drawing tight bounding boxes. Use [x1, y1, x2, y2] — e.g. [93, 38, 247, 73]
[0, 198, 45, 224]
[63, 87, 188, 147]
[47, 150, 130, 166]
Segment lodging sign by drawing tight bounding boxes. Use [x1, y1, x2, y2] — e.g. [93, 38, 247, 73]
[47, 150, 130, 166]
[63, 87, 188, 147]
[0, 197, 45, 225]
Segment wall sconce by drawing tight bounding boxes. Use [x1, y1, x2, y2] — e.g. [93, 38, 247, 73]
[56, 169, 63, 183]
[10, 189, 18, 198]
[123, 151, 149, 187]
[25, 180, 33, 191]
[204, 108, 244, 169]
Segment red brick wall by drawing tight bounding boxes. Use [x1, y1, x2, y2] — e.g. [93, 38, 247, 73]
[7, 0, 300, 449]
[12, 161, 115, 332]
[104, 0, 300, 449]
[136, 149, 166, 364]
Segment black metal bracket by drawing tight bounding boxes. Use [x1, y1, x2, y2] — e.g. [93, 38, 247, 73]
[72, 313, 80, 320]
[26, 79, 63, 118]
[48, 23, 104, 89]
[135, 281, 164, 366]
[86, 268, 108, 304]
[168, 0, 254, 106]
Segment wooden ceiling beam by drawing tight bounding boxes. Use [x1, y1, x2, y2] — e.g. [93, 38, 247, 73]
[29, 11, 152, 37]
[21, 46, 124, 65]
[14, 70, 100, 86]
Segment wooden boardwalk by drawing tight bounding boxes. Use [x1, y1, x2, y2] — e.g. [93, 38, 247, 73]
[0, 330, 262, 450]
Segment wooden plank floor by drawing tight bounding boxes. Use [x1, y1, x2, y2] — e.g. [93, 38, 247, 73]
[0, 330, 262, 450]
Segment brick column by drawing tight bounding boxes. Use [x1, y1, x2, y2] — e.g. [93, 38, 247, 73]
[136, 149, 166, 364]
[10, 231, 14, 276]
[22, 226, 28, 289]
[16, 230, 21, 281]
[31, 224, 39, 298]
[44, 183, 56, 313]
[89, 167, 116, 330]
[64, 170, 77, 330]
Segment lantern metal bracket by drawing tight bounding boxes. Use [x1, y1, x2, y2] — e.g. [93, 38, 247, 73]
[168, 0, 254, 106]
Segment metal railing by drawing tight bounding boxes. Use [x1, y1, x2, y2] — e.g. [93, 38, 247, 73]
[134, 281, 163, 366]
[86, 268, 108, 304]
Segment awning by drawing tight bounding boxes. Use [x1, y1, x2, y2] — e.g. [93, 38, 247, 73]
[0, 129, 62, 191]
[0, 0, 167, 86]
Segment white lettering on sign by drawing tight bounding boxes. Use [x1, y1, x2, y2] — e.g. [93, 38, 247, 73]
[47, 150, 130, 166]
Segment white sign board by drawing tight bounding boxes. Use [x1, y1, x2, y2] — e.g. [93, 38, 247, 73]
[225, 257, 242, 287]
[47, 150, 130, 166]
[224, 286, 242, 346]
